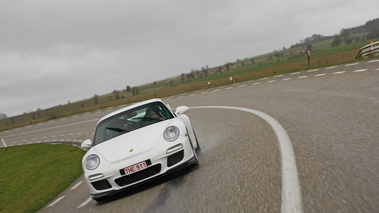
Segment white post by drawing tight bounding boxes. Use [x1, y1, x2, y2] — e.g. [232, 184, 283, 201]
[1, 139, 7, 148]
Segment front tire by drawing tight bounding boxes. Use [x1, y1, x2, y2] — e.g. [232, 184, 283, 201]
[192, 146, 199, 165]
[193, 130, 201, 153]
[188, 131, 199, 165]
[93, 195, 109, 202]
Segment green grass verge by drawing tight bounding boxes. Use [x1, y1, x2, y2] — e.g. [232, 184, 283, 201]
[0, 144, 85, 213]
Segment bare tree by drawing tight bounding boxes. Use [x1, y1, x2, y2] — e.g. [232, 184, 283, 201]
[331, 35, 342, 47]
[225, 62, 233, 71]
[113, 90, 120, 100]
[201, 67, 208, 77]
[274, 52, 281, 62]
[93, 94, 99, 105]
[217, 67, 223, 74]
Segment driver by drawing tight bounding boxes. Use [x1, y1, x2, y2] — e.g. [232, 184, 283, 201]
[146, 105, 164, 120]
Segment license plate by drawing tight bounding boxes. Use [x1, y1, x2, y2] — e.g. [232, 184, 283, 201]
[124, 161, 148, 176]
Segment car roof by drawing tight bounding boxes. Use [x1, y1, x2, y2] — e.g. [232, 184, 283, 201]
[98, 99, 165, 123]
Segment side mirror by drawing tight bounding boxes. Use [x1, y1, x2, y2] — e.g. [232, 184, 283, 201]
[175, 106, 189, 115]
[81, 139, 92, 150]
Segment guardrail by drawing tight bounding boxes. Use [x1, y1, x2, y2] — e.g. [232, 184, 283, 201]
[355, 41, 379, 59]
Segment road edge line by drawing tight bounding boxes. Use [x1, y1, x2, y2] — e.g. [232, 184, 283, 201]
[191, 106, 303, 213]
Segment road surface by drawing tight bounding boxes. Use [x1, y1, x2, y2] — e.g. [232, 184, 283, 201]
[1, 59, 378, 212]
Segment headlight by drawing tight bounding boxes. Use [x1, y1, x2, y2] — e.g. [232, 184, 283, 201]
[84, 154, 100, 170]
[164, 126, 180, 142]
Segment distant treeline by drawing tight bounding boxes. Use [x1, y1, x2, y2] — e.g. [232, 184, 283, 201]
[290, 18, 379, 49]
[346, 18, 379, 35]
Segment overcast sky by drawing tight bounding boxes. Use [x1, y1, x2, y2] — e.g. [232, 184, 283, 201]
[1, 0, 378, 117]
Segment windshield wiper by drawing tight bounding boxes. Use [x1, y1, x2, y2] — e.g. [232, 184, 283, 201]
[106, 127, 128, 132]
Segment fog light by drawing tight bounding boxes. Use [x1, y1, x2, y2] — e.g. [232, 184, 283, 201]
[166, 144, 183, 154]
[89, 173, 104, 181]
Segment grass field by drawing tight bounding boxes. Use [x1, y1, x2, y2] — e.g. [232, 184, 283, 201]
[0, 144, 85, 213]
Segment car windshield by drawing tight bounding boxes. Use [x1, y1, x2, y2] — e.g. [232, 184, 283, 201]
[93, 102, 174, 146]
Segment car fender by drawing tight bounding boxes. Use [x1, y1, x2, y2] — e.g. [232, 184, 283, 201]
[177, 114, 197, 149]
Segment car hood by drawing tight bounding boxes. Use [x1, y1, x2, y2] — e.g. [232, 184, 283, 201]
[92, 120, 171, 163]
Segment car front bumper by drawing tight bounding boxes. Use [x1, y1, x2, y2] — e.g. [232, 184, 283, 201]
[91, 154, 197, 200]
[84, 139, 197, 200]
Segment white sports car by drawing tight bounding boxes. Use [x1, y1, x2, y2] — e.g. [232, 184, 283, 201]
[80, 99, 200, 201]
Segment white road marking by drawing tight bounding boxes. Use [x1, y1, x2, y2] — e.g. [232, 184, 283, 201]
[2, 119, 99, 139]
[70, 181, 83, 191]
[290, 72, 301, 75]
[191, 106, 303, 213]
[211, 89, 220, 93]
[297, 76, 308, 79]
[376, 68, 379, 71]
[252, 82, 261, 85]
[267, 80, 276, 83]
[368, 59, 379, 63]
[353, 69, 368, 73]
[326, 66, 338, 69]
[333, 71, 346, 75]
[274, 75, 284, 78]
[315, 73, 327, 77]
[225, 87, 233, 90]
[282, 78, 291, 81]
[238, 85, 247, 88]
[47, 195, 65, 207]
[189, 94, 196, 96]
[307, 69, 319, 72]
[78, 197, 92, 208]
[345, 62, 359, 66]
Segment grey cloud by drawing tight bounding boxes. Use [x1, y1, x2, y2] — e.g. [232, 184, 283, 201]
[1, 0, 378, 116]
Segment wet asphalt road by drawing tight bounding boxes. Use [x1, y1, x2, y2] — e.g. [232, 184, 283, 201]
[1, 60, 378, 212]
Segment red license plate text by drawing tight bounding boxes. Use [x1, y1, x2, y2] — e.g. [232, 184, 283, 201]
[124, 161, 148, 176]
